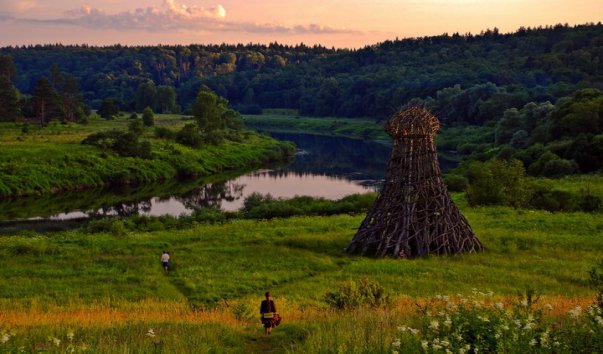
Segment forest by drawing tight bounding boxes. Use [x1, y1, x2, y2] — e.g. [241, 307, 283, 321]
[0, 23, 601, 120]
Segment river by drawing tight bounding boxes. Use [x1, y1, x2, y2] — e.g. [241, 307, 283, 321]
[0, 133, 457, 222]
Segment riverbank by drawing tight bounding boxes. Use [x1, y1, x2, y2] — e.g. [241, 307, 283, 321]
[244, 109, 389, 141]
[0, 114, 295, 198]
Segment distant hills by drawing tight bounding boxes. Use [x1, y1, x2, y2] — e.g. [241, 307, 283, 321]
[1, 23, 602, 123]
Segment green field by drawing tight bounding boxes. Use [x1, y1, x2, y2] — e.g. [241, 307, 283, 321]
[0, 192, 601, 352]
[243, 109, 494, 151]
[1, 112, 602, 352]
[0, 114, 294, 197]
[243, 109, 389, 140]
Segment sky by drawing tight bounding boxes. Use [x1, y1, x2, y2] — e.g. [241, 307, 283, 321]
[0, 0, 601, 48]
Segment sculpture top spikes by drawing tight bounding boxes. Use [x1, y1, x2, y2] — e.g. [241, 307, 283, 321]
[385, 107, 440, 139]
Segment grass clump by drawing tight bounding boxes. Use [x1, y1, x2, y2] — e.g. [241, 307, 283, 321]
[325, 278, 389, 310]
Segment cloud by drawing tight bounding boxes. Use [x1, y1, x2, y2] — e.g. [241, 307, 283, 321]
[0, 0, 354, 35]
[15, 1, 38, 12]
[59, 1, 226, 31]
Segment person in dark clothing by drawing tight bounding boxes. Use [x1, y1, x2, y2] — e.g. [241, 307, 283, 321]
[260, 291, 279, 334]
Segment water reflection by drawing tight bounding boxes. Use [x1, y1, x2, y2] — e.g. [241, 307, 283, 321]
[0, 133, 457, 222]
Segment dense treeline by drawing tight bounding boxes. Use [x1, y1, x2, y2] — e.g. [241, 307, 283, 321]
[1, 23, 602, 122]
[0, 42, 336, 114]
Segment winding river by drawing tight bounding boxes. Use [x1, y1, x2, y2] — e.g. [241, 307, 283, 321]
[0, 133, 457, 222]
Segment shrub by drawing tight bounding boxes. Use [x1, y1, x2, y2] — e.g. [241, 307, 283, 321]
[128, 118, 144, 136]
[129, 113, 138, 120]
[542, 158, 577, 177]
[176, 124, 203, 148]
[155, 126, 177, 140]
[97, 98, 120, 119]
[443, 174, 468, 192]
[465, 159, 532, 207]
[82, 130, 152, 159]
[578, 191, 602, 212]
[142, 106, 154, 126]
[325, 278, 389, 310]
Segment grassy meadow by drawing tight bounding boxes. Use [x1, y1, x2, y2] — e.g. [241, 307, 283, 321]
[0, 114, 294, 198]
[0, 192, 602, 352]
[1, 111, 601, 352]
[243, 109, 389, 141]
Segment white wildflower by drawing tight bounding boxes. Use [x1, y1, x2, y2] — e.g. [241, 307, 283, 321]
[501, 324, 509, 331]
[392, 351, 399, 354]
[443, 317, 452, 328]
[520, 299, 528, 307]
[495, 333, 501, 339]
[540, 331, 549, 347]
[436, 294, 443, 300]
[595, 315, 603, 325]
[568, 306, 582, 318]
[421, 340, 429, 349]
[529, 338, 537, 347]
[443, 295, 450, 302]
[445, 349, 453, 354]
[392, 339, 401, 348]
[544, 303, 553, 311]
[409, 328, 420, 335]
[67, 330, 74, 341]
[523, 322, 534, 330]
[146, 328, 156, 338]
[52, 337, 61, 347]
[495, 302, 504, 310]
[429, 320, 440, 330]
[433, 344, 443, 350]
[1, 334, 10, 344]
[553, 341, 560, 347]
[478, 315, 490, 322]
[397, 325, 407, 332]
[441, 340, 450, 347]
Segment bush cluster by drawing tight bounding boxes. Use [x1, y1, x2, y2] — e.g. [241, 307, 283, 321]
[392, 291, 603, 354]
[81, 130, 152, 159]
[465, 158, 601, 212]
[325, 278, 389, 310]
[241, 193, 376, 219]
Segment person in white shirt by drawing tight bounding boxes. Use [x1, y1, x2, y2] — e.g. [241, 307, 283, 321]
[161, 251, 170, 274]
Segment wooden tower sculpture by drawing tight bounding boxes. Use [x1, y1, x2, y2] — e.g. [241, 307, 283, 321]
[346, 107, 483, 258]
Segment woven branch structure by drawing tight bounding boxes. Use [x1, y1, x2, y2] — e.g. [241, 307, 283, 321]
[346, 107, 483, 258]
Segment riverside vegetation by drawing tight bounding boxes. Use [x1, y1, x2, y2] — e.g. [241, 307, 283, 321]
[0, 183, 602, 352]
[0, 110, 295, 198]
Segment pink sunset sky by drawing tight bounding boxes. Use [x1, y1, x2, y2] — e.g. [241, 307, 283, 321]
[0, 0, 601, 48]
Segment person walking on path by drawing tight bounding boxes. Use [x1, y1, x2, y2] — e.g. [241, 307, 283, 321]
[260, 291, 280, 334]
[161, 251, 170, 274]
